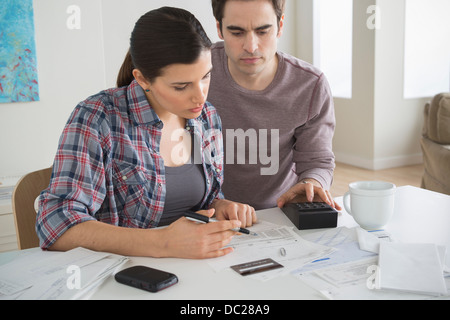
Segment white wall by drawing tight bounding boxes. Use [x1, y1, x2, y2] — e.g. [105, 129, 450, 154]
[333, 0, 377, 169]
[0, 0, 295, 178]
[0, 0, 431, 179]
[373, 0, 427, 169]
[0, 0, 106, 178]
[298, 0, 429, 170]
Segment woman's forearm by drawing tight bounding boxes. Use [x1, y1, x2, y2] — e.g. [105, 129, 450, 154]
[48, 214, 241, 259]
[48, 220, 167, 257]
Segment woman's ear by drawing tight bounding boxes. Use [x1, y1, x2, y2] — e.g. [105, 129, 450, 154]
[132, 69, 151, 91]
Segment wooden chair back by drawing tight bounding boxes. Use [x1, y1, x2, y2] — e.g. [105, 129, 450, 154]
[12, 167, 52, 249]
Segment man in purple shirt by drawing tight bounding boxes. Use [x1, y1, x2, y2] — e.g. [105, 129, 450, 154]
[209, 0, 341, 224]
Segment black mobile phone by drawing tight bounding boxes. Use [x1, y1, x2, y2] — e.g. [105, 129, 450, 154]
[114, 265, 178, 293]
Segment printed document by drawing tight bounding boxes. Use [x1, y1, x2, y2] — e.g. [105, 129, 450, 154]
[0, 247, 128, 300]
[207, 221, 335, 281]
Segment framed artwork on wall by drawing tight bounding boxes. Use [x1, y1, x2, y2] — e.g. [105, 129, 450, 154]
[0, 0, 39, 103]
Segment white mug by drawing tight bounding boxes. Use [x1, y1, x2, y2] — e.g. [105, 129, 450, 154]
[343, 181, 396, 230]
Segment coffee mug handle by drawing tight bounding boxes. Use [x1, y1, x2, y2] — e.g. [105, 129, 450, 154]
[343, 192, 352, 216]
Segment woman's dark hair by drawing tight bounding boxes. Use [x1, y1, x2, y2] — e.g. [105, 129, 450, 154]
[117, 7, 212, 87]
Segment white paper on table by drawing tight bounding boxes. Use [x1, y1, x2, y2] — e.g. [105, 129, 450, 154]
[16, 254, 128, 300]
[377, 241, 447, 296]
[356, 228, 393, 254]
[0, 247, 128, 299]
[313, 257, 378, 288]
[0, 248, 111, 296]
[207, 221, 335, 281]
[293, 227, 377, 275]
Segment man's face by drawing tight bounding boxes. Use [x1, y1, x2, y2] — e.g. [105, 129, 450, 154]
[217, 0, 283, 82]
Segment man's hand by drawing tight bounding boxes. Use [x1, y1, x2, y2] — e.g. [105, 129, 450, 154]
[277, 179, 342, 210]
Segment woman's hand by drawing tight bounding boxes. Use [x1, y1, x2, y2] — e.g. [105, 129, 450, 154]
[161, 209, 242, 259]
[211, 199, 257, 227]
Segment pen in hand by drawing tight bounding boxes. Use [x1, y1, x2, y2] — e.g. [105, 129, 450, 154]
[184, 211, 258, 236]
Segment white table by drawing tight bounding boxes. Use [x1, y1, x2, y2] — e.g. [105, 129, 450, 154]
[1, 186, 449, 300]
[90, 185, 450, 300]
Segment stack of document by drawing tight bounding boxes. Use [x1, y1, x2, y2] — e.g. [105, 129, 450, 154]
[0, 247, 128, 300]
[377, 242, 447, 296]
[293, 227, 449, 299]
[357, 228, 448, 296]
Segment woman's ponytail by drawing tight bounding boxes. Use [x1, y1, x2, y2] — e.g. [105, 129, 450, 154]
[116, 50, 134, 87]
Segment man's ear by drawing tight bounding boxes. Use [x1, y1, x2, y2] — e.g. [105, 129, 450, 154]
[277, 14, 285, 38]
[216, 20, 224, 40]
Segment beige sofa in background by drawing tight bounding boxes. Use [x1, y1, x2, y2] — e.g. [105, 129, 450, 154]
[421, 92, 450, 195]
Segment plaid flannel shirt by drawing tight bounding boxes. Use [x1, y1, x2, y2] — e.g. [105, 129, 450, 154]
[36, 80, 224, 249]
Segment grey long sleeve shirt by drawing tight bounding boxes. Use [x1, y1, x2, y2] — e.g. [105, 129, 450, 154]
[207, 42, 336, 210]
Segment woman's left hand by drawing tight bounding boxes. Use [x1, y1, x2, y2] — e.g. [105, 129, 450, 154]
[211, 199, 257, 227]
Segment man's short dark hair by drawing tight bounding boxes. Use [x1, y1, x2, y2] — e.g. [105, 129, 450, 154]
[211, 0, 286, 32]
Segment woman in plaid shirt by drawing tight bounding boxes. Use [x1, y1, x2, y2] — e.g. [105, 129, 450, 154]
[36, 7, 255, 259]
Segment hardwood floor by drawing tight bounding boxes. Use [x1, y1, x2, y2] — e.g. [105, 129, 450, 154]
[330, 162, 424, 197]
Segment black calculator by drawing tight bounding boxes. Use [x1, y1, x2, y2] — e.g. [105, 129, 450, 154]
[281, 202, 338, 230]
